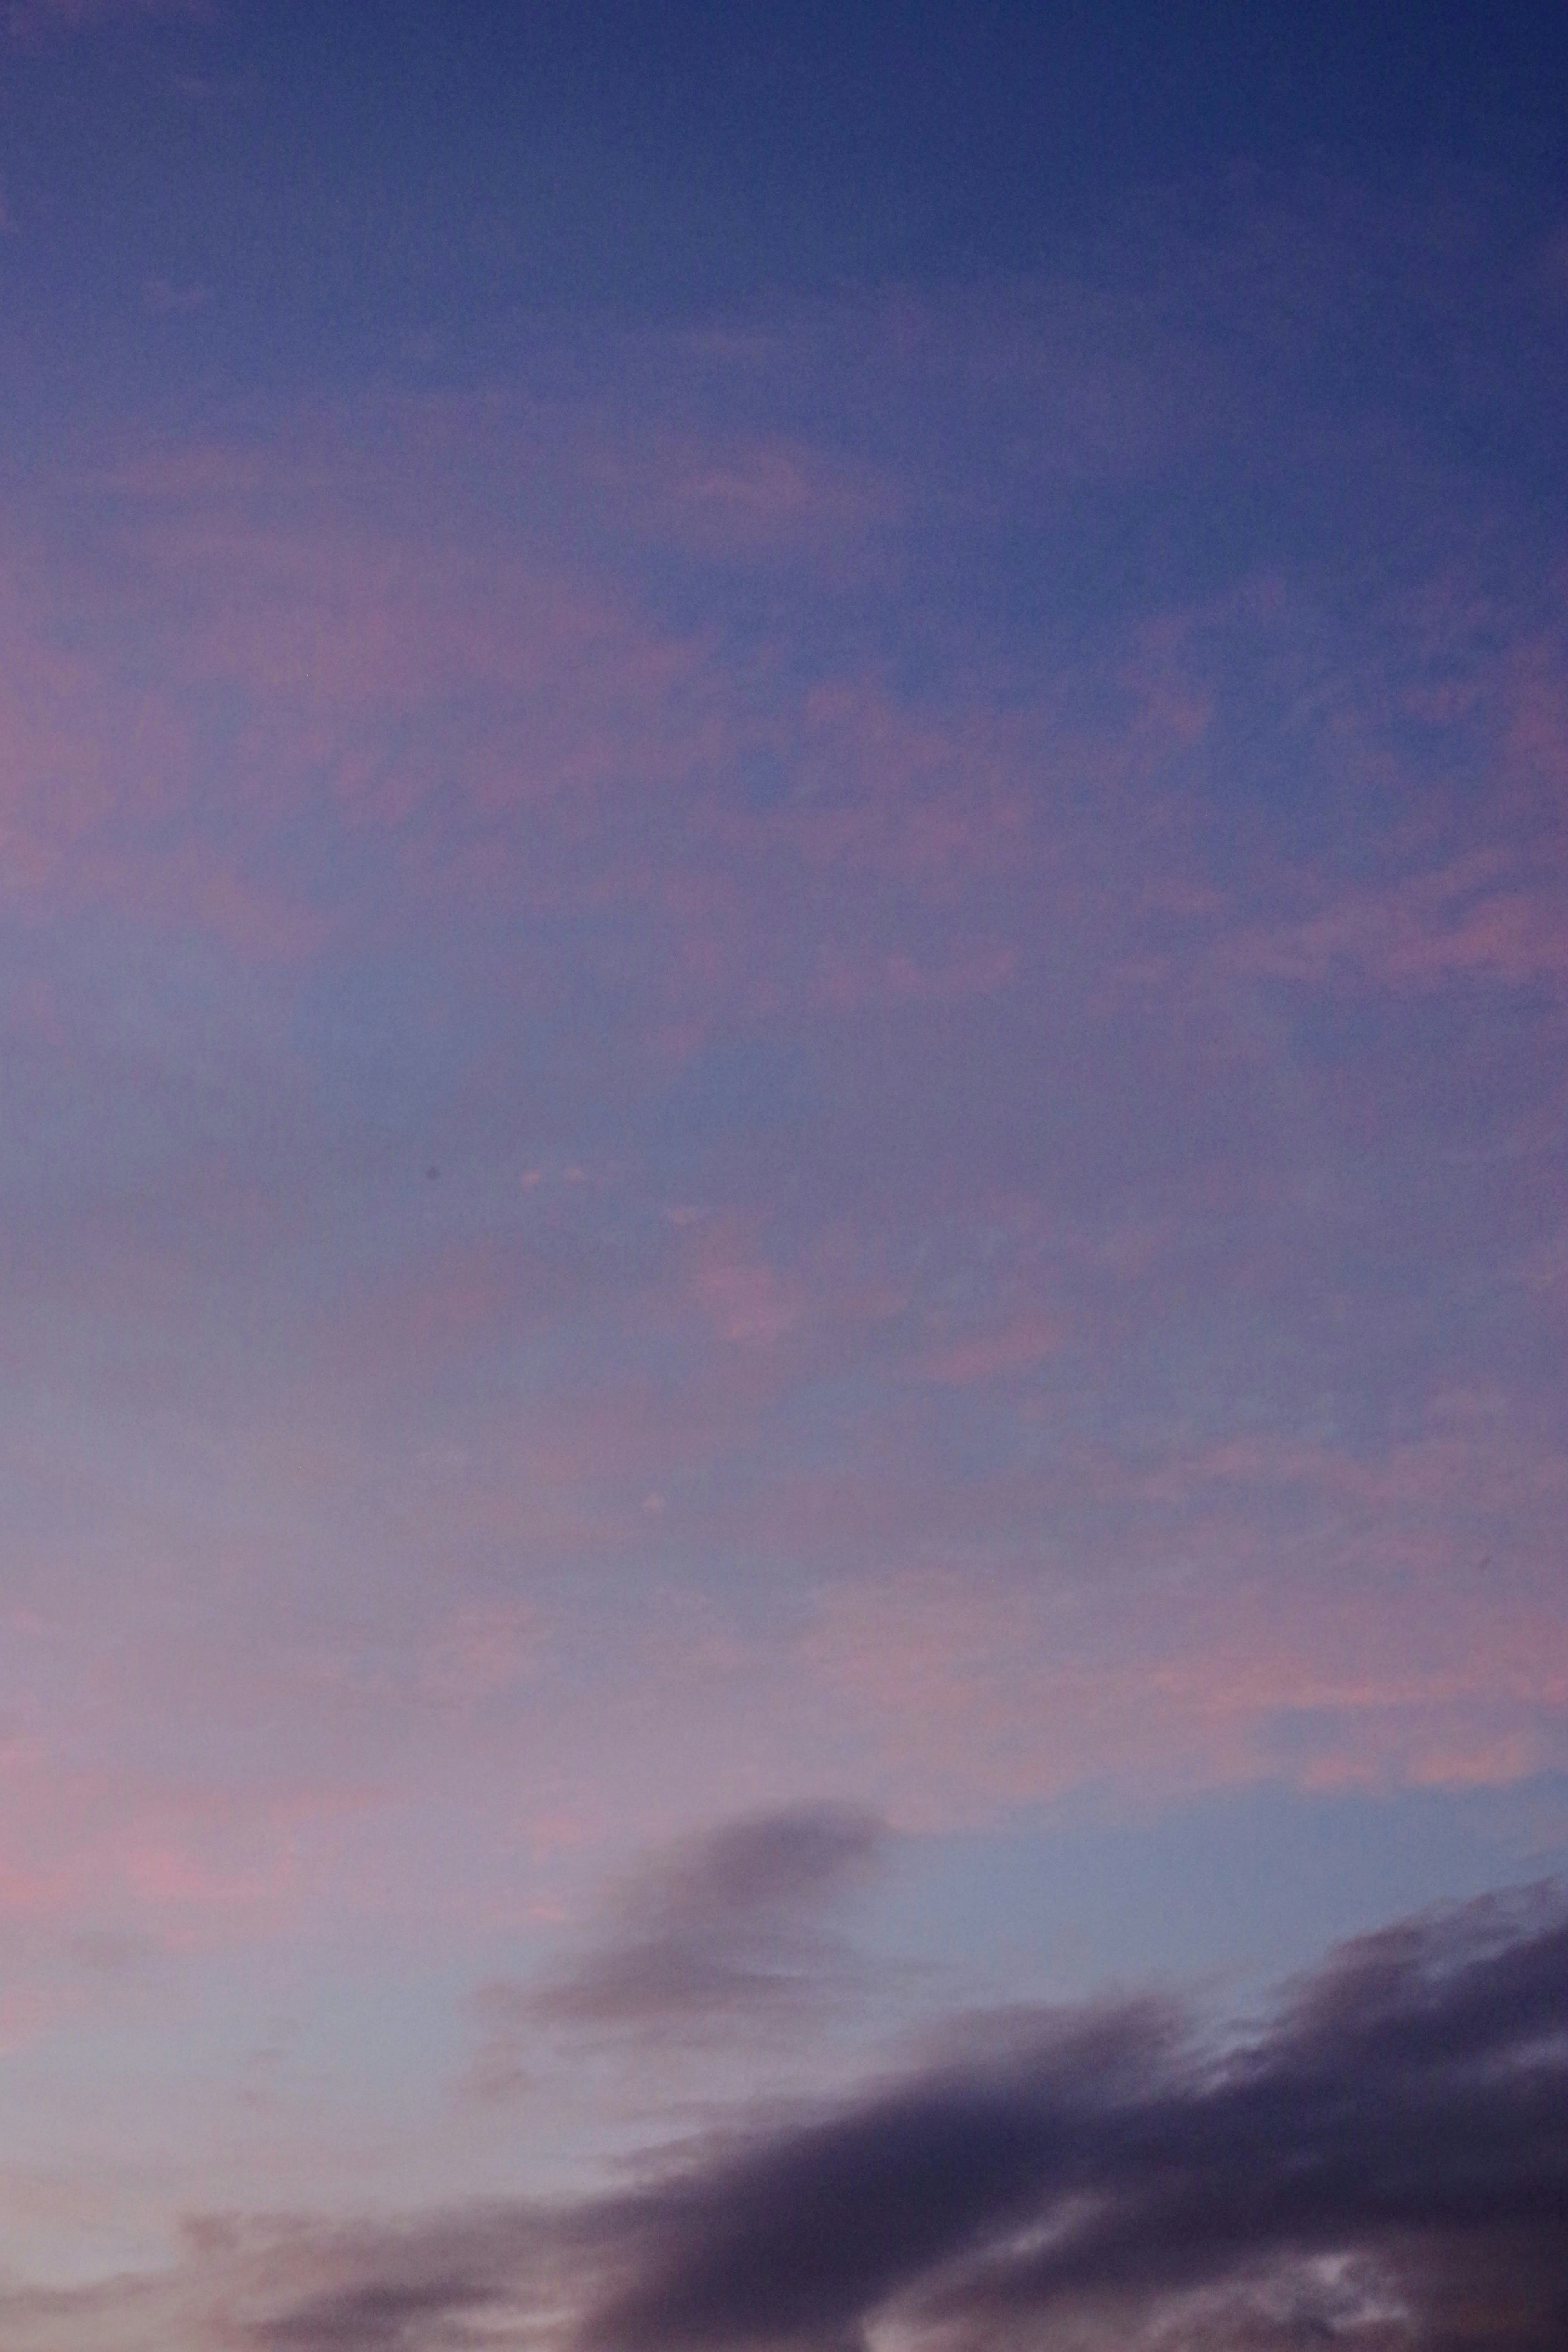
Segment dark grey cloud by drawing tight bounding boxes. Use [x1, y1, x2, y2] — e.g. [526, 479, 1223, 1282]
[495, 1804, 889, 2035]
[254, 2274, 508, 2352]
[583, 1880, 1568, 2352]
[7, 1879, 1563, 2352]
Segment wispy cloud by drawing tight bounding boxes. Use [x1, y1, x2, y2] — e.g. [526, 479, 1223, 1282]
[2, 161, 1567, 2292]
[488, 1804, 887, 2040]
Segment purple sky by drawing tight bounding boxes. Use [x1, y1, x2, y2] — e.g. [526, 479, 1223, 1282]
[1, 4, 1566, 2344]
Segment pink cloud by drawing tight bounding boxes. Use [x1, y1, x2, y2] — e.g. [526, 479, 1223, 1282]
[0, 1735, 370, 1945]
[809, 941, 1018, 1014]
[1204, 582, 1568, 997]
[573, 422, 900, 566]
[0, 388, 1240, 1047]
[316, 1236, 571, 1383]
[799, 1558, 1568, 1823]
[689, 1240, 804, 1347]
[1228, 851, 1568, 991]
[912, 1309, 1061, 1386]
[417, 1602, 542, 1715]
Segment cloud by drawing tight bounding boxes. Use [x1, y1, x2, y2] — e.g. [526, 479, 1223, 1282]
[2, 187, 1568, 2291]
[7, 1879, 1563, 2350]
[493, 1804, 888, 2035]
[580, 1881, 1568, 2352]
[795, 1539, 1568, 1821]
[1228, 849, 1568, 994]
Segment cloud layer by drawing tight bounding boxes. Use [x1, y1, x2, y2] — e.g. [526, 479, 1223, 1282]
[5, 1879, 1562, 2350]
[0, 62, 1565, 2296]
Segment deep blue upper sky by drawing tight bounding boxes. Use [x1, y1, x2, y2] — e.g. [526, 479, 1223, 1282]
[3, 0, 1565, 417]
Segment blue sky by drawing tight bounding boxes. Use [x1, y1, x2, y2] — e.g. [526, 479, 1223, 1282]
[0, 5, 1566, 2345]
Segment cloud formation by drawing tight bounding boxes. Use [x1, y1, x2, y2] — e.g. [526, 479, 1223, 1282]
[7, 1879, 1561, 2351]
[582, 1881, 1568, 2352]
[1, 136, 1567, 2294]
[490, 1804, 888, 2036]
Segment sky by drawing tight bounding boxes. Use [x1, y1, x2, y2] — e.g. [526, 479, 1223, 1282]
[1, 2, 1567, 2344]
